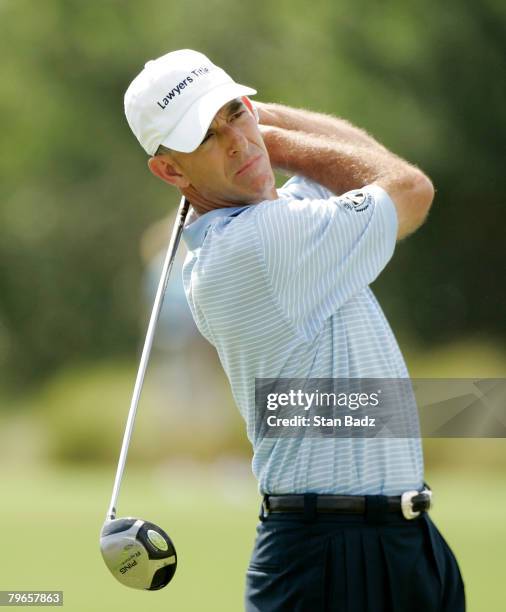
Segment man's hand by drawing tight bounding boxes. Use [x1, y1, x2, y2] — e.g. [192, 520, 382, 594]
[255, 101, 385, 149]
[255, 101, 434, 241]
[258, 124, 286, 167]
[254, 101, 279, 127]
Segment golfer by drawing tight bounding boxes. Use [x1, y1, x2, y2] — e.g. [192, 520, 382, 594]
[125, 49, 465, 611]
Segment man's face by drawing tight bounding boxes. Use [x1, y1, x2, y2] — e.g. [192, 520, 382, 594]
[168, 99, 276, 210]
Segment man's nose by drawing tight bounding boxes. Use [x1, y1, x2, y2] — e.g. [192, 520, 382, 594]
[222, 126, 248, 156]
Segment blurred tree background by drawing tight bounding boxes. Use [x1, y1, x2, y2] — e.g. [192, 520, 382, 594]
[1, 0, 504, 390]
[0, 0, 504, 460]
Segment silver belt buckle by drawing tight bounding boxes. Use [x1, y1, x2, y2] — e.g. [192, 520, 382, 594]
[259, 495, 270, 521]
[401, 488, 433, 520]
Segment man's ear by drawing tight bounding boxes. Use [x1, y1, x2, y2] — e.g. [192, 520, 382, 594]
[147, 156, 190, 188]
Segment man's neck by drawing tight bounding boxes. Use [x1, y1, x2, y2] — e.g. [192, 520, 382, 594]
[183, 185, 278, 217]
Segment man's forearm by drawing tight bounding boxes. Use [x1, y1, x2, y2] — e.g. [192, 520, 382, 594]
[261, 125, 410, 197]
[256, 101, 434, 239]
[255, 102, 387, 152]
[256, 101, 412, 195]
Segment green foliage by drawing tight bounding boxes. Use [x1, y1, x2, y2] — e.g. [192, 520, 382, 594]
[0, 0, 504, 389]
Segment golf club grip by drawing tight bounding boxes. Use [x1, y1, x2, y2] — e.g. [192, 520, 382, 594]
[106, 196, 190, 520]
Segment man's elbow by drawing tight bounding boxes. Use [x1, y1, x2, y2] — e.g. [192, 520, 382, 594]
[412, 171, 435, 219]
[402, 170, 435, 236]
[375, 165, 435, 239]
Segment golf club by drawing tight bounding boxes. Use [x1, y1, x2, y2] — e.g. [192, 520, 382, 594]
[100, 195, 190, 590]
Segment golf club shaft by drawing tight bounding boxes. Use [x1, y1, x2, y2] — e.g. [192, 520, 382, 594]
[106, 196, 190, 521]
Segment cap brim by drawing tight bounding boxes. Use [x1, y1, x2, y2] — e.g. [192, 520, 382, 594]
[159, 83, 257, 153]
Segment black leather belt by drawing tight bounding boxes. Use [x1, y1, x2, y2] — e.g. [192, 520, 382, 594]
[261, 486, 432, 521]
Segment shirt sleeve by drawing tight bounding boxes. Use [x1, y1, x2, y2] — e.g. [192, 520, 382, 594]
[253, 183, 399, 341]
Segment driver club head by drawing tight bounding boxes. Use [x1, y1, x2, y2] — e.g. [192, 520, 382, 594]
[100, 517, 177, 590]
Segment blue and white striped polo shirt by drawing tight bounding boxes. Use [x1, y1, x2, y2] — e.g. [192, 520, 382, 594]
[182, 176, 424, 495]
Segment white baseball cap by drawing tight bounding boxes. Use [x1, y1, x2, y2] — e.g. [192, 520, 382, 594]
[124, 49, 257, 155]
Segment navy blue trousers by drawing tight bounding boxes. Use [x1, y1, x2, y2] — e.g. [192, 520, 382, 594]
[245, 504, 465, 611]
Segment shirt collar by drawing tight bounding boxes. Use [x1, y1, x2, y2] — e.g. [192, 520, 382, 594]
[183, 204, 252, 251]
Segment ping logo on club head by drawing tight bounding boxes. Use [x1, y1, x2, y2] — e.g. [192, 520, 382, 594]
[119, 559, 138, 574]
[118, 550, 142, 574]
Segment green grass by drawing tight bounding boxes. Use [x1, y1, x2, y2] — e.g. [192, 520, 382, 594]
[1, 465, 258, 612]
[1, 465, 504, 611]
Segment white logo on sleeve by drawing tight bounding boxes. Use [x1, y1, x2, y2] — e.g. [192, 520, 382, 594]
[341, 191, 371, 212]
